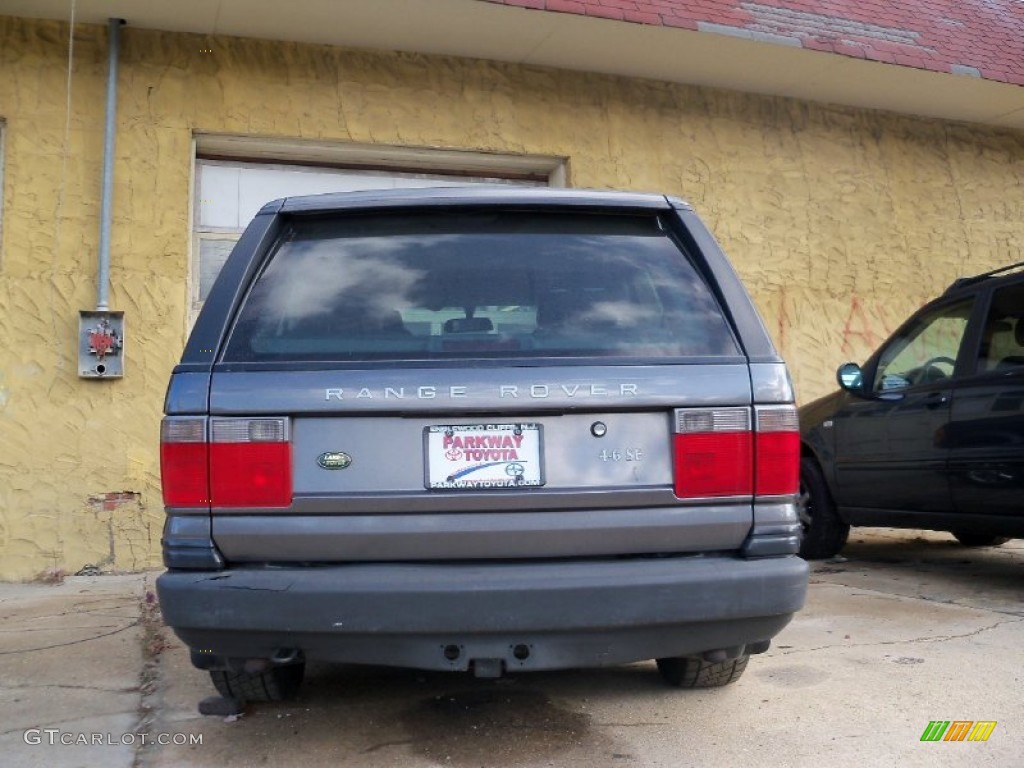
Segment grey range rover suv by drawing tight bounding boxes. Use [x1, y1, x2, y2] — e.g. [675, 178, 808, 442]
[157, 187, 808, 702]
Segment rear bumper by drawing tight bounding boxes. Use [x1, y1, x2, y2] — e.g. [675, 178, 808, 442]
[157, 555, 808, 672]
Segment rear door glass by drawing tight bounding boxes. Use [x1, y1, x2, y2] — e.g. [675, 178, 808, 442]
[977, 283, 1024, 373]
[223, 211, 739, 362]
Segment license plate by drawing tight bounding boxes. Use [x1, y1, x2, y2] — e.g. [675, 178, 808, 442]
[426, 424, 543, 489]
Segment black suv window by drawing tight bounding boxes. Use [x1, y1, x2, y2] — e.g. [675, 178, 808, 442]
[978, 283, 1024, 373]
[872, 299, 974, 392]
[223, 211, 740, 362]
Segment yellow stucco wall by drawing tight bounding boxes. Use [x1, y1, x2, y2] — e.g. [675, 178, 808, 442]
[1, 16, 1022, 580]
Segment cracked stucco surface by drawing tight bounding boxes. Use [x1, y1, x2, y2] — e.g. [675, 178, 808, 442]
[0, 16, 1023, 579]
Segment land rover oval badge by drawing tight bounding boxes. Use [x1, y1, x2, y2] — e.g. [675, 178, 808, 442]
[317, 451, 352, 470]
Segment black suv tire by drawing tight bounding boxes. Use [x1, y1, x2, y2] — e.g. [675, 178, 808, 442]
[210, 663, 305, 703]
[952, 532, 1010, 548]
[798, 457, 849, 560]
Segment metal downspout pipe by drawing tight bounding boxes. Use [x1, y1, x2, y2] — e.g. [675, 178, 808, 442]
[96, 18, 125, 312]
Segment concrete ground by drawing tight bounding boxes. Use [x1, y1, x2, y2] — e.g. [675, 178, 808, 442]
[2, 529, 1022, 767]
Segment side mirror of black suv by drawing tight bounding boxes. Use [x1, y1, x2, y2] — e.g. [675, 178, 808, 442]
[836, 362, 864, 393]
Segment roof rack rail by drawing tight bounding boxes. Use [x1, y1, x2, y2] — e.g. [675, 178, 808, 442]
[947, 260, 1024, 292]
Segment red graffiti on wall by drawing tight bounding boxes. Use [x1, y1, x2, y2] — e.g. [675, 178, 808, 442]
[770, 290, 895, 362]
[841, 296, 886, 356]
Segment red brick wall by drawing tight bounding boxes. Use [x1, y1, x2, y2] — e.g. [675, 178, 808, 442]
[482, 0, 1024, 86]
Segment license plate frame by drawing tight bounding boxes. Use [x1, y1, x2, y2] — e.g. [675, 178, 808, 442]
[425, 423, 544, 490]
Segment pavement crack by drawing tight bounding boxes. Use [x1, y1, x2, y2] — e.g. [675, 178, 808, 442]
[811, 578, 1024, 618]
[1, 683, 136, 693]
[0, 622, 138, 654]
[0, 622, 130, 633]
[0, 601, 136, 623]
[594, 721, 671, 728]
[781, 617, 1023, 655]
[362, 737, 419, 754]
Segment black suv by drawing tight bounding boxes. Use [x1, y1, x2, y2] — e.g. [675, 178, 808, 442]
[799, 262, 1024, 559]
[156, 187, 808, 702]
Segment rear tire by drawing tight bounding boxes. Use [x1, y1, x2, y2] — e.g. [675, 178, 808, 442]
[798, 457, 849, 560]
[656, 655, 749, 688]
[209, 663, 305, 703]
[952, 532, 1009, 548]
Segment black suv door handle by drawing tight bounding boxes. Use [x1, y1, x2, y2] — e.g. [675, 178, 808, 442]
[924, 392, 948, 408]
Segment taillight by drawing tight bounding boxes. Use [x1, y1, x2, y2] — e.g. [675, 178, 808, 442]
[210, 418, 292, 507]
[672, 405, 799, 499]
[161, 418, 209, 507]
[160, 417, 292, 508]
[673, 408, 752, 498]
[754, 405, 800, 496]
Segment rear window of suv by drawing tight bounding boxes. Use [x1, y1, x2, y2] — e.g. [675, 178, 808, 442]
[222, 211, 740, 363]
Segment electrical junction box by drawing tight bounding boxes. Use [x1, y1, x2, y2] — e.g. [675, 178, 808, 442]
[79, 310, 124, 378]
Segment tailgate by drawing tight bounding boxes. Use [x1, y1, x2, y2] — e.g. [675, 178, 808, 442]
[206, 365, 757, 562]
